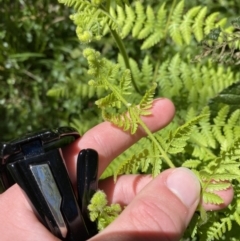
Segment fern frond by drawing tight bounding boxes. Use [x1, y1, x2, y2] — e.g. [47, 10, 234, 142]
[192, 7, 208, 42]
[137, 5, 155, 40]
[203, 192, 224, 205]
[139, 82, 157, 114]
[129, 57, 141, 83]
[204, 12, 220, 35]
[141, 56, 153, 88]
[151, 142, 162, 177]
[132, 1, 145, 37]
[158, 56, 239, 112]
[207, 218, 232, 240]
[180, 6, 201, 44]
[140, 3, 167, 49]
[47, 79, 99, 99]
[95, 93, 120, 108]
[182, 159, 201, 168]
[169, 0, 184, 45]
[101, 137, 150, 180]
[121, 4, 135, 38]
[205, 173, 240, 182]
[165, 115, 206, 155]
[206, 182, 232, 192]
[60, 0, 119, 43]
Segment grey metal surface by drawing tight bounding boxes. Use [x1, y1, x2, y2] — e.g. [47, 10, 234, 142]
[30, 163, 67, 238]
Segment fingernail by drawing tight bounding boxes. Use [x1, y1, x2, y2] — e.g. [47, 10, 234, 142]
[166, 167, 200, 207]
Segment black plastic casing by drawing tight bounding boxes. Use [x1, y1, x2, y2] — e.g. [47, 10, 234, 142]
[0, 127, 98, 241]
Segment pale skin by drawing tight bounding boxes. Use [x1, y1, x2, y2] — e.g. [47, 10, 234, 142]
[0, 98, 234, 241]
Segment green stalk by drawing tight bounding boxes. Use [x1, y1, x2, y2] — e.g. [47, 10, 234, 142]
[99, 4, 141, 94]
[137, 117, 175, 168]
[107, 82, 175, 169]
[109, 29, 141, 94]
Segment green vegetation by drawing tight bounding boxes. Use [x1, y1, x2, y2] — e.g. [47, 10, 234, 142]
[1, 0, 240, 240]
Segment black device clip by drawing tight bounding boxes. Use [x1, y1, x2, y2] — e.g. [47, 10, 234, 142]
[0, 127, 98, 241]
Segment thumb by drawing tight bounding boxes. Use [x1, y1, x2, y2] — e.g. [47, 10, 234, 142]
[92, 167, 200, 241]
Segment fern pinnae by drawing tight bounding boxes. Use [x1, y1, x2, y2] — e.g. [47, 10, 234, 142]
[129, 57, 141, 83]
[182, 159, 201, 169]
[169, 0, 184, 45]
[121, 4, 135, 38]
[179, 60, 194, 90]
[132, 1, 145, 37]
[180, 6, 201, 44]
[139, 82, 157, 113]
[203, 192, 224, 205]
[140, 3, 166, 49]
[204, 12, 220, 35]
[95, 93, 120, 108]
[165, 115, 207, 155]
[206, 182, 232, 192]
[116, 5, 126, 29]
[151, 141, 162, 177]
[167, 54, 183, 96]
[141, 56, 153, 88]
[137, 5, 155, 40]
[207, 218, 232, 241]
[193, 6, 208, 42]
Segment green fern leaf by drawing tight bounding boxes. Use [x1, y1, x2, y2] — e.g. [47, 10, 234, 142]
[193, 7, 208, 42]
[150, 142, 162, 177]
[140, 3, 166, 49]
[182, 159, 201, 168]
[129, 57, 141, 83]
[204, 12, 220, 35]
[209, 173, 240, 181]
[207, 218, 232, 240]
[180, 6, 201, 44]
[141, 56, 153, 86]
[116, 5, 126, 28]
[121, 4, 135, 38]
[233, 212, 240, 226]
[132, 2, 145, 37]
[169, 0, 184, 45]
[206, 182, 232, 192]
[203, 192, 224, 204]
[138, 6, 155, 40]
[95, 93, 120, 108]
[166, 115, 206, 154]
[47, 83, 68, 98]
[139, 82, 157, 114]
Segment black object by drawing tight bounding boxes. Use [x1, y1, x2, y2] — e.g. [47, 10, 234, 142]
[0, 127, 98, 241]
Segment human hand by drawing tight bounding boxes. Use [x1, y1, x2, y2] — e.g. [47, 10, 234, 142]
[0, 98, 233, 241]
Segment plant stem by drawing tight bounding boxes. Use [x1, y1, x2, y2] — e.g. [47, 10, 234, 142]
[100, 4, 141, 94]
[109, 29, 140, 94]
[107, 81, 174, 168]
[137, 117, 175, 168]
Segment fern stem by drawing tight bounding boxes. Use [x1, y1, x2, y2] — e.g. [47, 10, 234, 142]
[137, 117, 175, 168]
[99, 5, 140, 94]
[106, 81, 174, 168]
[109, 29, 140, 94]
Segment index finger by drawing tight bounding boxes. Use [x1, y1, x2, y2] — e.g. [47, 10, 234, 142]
[62, 98, 175, 184]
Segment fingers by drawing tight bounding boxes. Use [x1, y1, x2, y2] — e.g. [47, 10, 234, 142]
[62, 98, 175, 183]
[99, 173, 234, 212]
[91, 168, 201, 241]
[0, 184, 59, 241]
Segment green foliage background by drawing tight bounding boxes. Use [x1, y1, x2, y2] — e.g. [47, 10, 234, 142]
[1, 0, 240, 240]
[0, 0, 95, 140]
